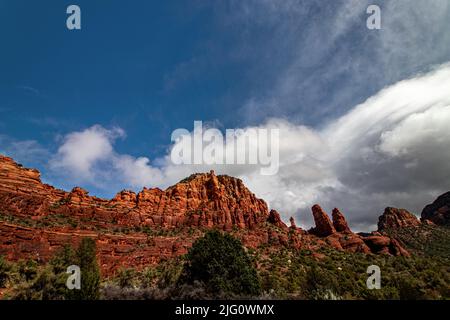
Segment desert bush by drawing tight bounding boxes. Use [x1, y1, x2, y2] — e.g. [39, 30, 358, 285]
[16, 259, 39, 282]
[117, 268, 137, 288]
[101, 284, 172, 300]
[304, 264, 340, 300]
[8, 240, 100, 300]
[179, 230, 261, 297]
[0, 255, 11, 287]
[9, 265, 68, 300]
[50, 244, 77, 274]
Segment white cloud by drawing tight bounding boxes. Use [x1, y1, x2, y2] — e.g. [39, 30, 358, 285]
[113, 155, 164, 188]
[50, 125, 125, 179]
[379, 105, 450, 157]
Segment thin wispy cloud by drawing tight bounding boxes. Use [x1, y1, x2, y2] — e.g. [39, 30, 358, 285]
[0, 135, 49, 165]
[205, 0, 450, 125]
[16, 85, 45, 98]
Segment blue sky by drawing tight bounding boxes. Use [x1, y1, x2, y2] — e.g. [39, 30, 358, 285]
[1, 1, 450, 229]
[1, 1, 389, 154]
[1, 1, 234, 157]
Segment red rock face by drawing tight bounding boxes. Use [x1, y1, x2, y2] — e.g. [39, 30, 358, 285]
[421, 192, 450, 226]
[362, 235, 410, 257]
[289, 217, 297, 229]
[0, 222, 193, 275]
[267, 209, 287, 230]
[0, 154, 411, 274]
[337, 234, 371, 254]
[310, 205, 336, 237]
[111, 190, 137, 204]
[332, 208, 351, 233]
[130, 170, 269, 230]
[378, 207, 420, 231]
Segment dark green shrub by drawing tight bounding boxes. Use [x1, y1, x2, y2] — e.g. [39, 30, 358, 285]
[396, 275, 426, 300]
[73, 238, 100, 300]
[0, 255, 11, 287]
[117, 268, 137, 288]
[180, 230, 261, 297]
[17, 260, 38, 282]
[9, 240, 100, 300]
[304, 264, 340, 299]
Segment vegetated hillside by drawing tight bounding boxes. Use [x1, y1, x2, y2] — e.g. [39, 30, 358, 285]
[382, 224, 450, 261]
[2, 229, 448, 300]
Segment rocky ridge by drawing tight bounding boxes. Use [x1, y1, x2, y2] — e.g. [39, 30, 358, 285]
[1, 154, 443, 275]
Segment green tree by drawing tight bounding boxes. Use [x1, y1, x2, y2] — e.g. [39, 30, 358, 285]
[50, 244, 78, 300]
[180, 230, 261, 297]
[73, 238, 100, 300]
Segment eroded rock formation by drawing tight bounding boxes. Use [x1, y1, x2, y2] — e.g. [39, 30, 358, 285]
[307, 205, 409, 257]
[378, 207, 420, 231]
[310, 205, 336, 237]
[332, 208, 351, 233]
